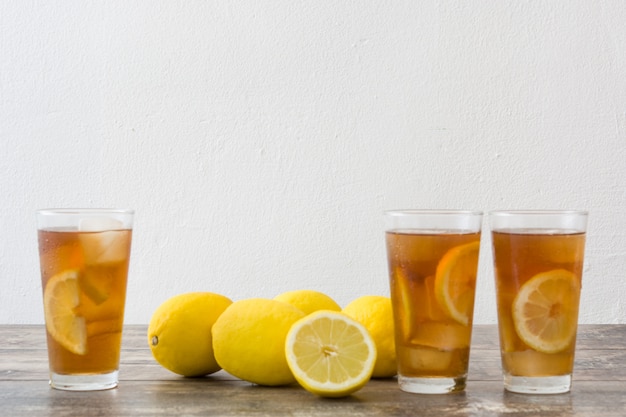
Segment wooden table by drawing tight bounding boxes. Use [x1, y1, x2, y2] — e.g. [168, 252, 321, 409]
[1, 325, 624, 416]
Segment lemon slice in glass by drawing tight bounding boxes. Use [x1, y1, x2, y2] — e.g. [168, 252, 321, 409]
[43, 270, 87, 355]
[512, 269, 580, 354]
[434, 241, 480, 325]
[285, 311, 377, 398]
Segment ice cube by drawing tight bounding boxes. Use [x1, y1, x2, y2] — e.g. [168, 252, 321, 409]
[79, 266, 115, 305]
[87, 319, 123, 337]
[399, 345, 453, 372]
[79, 217, 124, 232]
[79, 229, 130, 265]
[409, 322, 471, 350]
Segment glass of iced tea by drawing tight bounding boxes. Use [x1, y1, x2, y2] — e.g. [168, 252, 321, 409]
[385, 210, 482, 394]
[490, 210, 587, 394]
[37, 209, 134, 391]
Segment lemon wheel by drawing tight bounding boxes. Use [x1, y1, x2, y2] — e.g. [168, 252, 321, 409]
[434, 241, 480, 325]
[512, 269, 580, 354]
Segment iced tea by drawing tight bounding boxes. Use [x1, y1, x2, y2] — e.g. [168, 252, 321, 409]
[490, 210, 587, 394]
[492, 230, 585, 391]
[37, 209, 133, 390]
[385, 210, 482, 394]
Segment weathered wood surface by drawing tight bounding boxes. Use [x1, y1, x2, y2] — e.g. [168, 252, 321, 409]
[1, 325, 624, 416]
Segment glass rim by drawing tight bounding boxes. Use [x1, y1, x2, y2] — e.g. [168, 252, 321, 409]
[37, 208, 135, 215]
[385, 209, 483, 216]
[489, 210, 588, 217]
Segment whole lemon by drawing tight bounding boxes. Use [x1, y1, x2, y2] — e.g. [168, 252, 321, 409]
[212, 298, 305, 386]
[273, 289, 341, 315]
[147, 292, 232, 377]
[342, 295, 397, 378]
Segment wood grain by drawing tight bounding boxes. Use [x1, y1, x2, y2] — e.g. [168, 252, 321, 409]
[0, 325, 624, 416]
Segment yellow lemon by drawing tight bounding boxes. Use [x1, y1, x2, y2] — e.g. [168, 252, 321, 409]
[434, 241, 480, 325]
[147, 292, 232, 377]
[212, 298, 305, 386]
[285, 310, 377, 398]
[43, 269, 87, 355]
[342, 295, 396, 378]
[274, 290, 341, 315]
[512, 269, 580, 354]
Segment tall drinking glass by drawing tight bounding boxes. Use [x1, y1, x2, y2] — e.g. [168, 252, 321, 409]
[37, 209, 134, 391]
[385, 210, 482, 394]
[490, 210, 587, 394]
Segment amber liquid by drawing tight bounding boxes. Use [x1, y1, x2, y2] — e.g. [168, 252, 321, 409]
[38, 228, 131, 375]
[386, 231, 480, 379]
[492, 230, 585, 377]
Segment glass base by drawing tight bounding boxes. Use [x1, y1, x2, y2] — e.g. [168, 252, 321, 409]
[398, 375, 466, 394]
[50, 370, 119, 391]
[504, 373, 571, 394]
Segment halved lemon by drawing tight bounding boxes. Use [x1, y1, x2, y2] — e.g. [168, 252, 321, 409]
[512, 269, 580, 354]
[285, 311, 377, 397]
[43, 270, 87, 355]
[434, 241, 480, 325]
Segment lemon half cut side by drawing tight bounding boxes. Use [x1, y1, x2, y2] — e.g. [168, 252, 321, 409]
[285, 310, 377, 398]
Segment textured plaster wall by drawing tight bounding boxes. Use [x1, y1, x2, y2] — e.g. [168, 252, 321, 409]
[1, 1, 625, 324]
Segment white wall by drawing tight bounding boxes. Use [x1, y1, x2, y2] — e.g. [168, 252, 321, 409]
[1, 1, 625, 325]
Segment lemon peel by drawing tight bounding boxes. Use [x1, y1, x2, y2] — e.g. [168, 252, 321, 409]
[274, 290, 341, 315]
[148, 292, 232, 377]
[212, 298, 305, 386]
